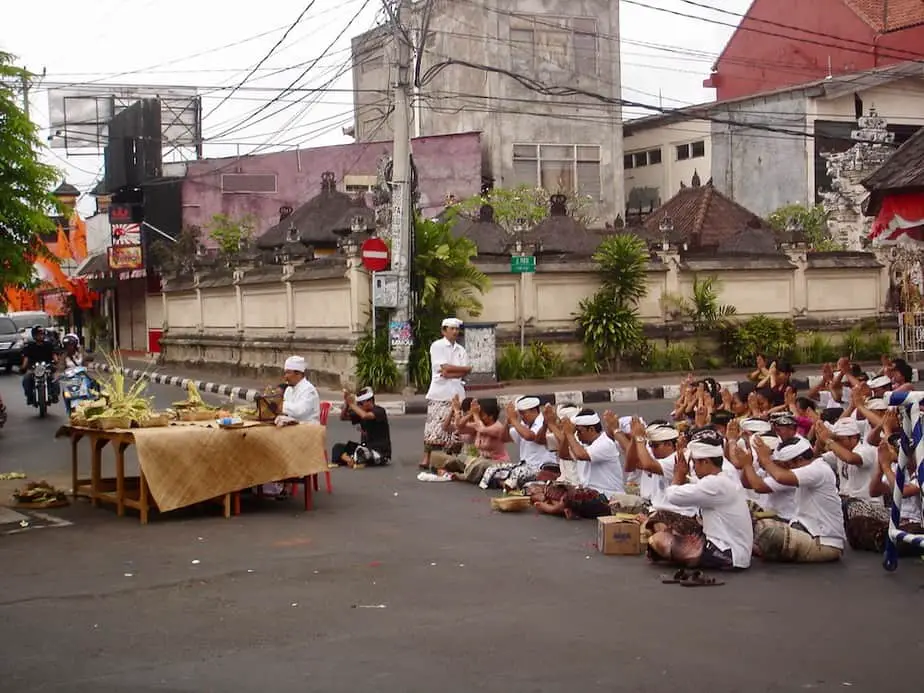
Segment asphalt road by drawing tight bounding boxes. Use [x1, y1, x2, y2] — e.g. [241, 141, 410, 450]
[0, 373, 922, 693]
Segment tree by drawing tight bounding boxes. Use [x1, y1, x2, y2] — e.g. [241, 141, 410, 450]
[660, 275, 736, 332]
[407, 216, 490, 391]
[206, 213, 256, 261]
[455, 184, 596, 234]
[0, 53, 61, 289]
[148, 225, 202, 274]
[767, 203, 842, 251]
[576, 234, 649, 371]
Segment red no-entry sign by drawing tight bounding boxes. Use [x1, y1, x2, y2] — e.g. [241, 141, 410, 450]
[361, 237, 390, 272]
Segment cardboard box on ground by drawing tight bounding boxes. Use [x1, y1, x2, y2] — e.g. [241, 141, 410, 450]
[597, 514, 647, 555]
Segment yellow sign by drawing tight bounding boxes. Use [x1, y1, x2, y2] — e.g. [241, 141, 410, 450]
[108, 245, 143, 270]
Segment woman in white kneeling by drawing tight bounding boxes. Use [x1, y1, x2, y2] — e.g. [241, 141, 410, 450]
[647, 428, 753, 571]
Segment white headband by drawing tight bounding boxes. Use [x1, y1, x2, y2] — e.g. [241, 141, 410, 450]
[831, 418, 860, 437]
[647, 424, 679, 442]
[572, 413, 601, 426]
[441, 317, 463, 328]
[515, 396, 541, 411]
[741, 418, 772, 434]
[557, 405, 581, 421]
[687, 441, 725, 460]
[772, 437, 812, 462]
[756, 434, 781, 451]
[868, 376, 891, 390]
[864, 398, 888, 411]
[356, 388, 374, 403]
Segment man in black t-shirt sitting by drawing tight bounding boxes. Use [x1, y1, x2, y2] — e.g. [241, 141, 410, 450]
[21, 326, 59, 405]
[332, 387, 391, 468]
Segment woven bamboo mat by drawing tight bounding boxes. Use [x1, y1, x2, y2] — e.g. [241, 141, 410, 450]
[132, 423, 328, 512]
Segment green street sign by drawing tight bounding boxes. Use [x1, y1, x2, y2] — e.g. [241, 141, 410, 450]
[510, 255, 536, 273]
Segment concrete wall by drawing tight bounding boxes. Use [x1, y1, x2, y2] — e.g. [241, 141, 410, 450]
[181, 132, 483, 234]
[352, 0, 625, 223]
[708, 91, 812, 218]
[158, 245, 889, 384]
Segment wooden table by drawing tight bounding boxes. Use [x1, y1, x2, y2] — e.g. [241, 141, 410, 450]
[55, 421, 328, 524]
[56, 426, 234, 524]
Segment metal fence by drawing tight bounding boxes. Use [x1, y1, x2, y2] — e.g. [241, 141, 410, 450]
[898, 312, 924, 355]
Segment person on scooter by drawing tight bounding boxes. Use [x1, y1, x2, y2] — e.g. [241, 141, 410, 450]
[21, 326, 59, 405]
[61, 333, 85, 369]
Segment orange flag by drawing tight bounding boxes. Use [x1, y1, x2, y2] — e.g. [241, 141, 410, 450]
[69, 214, 88, 262]
[55, 225, 74, 262]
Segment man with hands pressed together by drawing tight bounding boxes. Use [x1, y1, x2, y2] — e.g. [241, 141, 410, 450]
[750, 435, 846, 563]
[333, 387, 392, 468]
[557, 409, 625, 498]
[647, 428, 753, 572]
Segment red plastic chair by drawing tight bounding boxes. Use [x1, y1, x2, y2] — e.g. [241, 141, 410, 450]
[289, 401, 333, 510]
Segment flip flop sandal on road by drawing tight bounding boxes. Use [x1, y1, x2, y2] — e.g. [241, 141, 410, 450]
[680, 573, 725, 587]
[661, 569, 692, 584]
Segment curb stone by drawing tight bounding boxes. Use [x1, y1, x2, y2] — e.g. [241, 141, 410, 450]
[90, 365, 921, 418]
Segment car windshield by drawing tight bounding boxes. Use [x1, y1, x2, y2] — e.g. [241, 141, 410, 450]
[0, 317, 17, 334]
[11, 315, 50, 330]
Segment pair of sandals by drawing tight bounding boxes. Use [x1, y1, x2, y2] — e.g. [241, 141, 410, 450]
[661, 569, 724, 587]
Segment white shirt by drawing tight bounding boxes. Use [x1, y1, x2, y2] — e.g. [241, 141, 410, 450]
[665, 473, 754, 569]
[641, 452, 698, 517]
[510, 414, 556, 469]
[791, 459, 847, 550]
[425, 338, 469, 401]
[582, 433, 625, 497]
[759, 476, 798, 521]
[819, 389, 850, 410]
[884, 464, 922, 524]
[830, 443, 878, 500]
[282, 377, 320, 423]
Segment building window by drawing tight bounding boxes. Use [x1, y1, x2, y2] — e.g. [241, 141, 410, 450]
[509, 16, 598, 76]
[512, 144, 601, 199]
[625, 148, 662, 168]
[343, 174, 377, 195]
[676, 140, 705, 161]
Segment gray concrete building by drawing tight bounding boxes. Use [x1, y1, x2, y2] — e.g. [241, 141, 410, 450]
[350, 0, 624, 223]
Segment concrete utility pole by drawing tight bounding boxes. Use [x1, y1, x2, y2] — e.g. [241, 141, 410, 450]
[385, 0, 415, 387]
[20, 67, 30, 120]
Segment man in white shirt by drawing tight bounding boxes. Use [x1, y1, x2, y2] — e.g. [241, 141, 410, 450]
[276, 355, 320, 424]
[422, 317, 471, 469]
[648, 428, 753, 571]
[751, 436, 846, 562]
[493, 396, 556, 490]
[558, 409, 625, 498]
[262, 355, 320, 496]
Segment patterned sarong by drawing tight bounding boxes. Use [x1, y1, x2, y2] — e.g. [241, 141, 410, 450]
[424, 400, 461, 454]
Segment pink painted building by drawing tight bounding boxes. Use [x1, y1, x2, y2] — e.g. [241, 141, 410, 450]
[181, 131, 483, 239]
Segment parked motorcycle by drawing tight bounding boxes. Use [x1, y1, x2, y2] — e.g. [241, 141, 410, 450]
[60, 366, 99, 416]
[28, 362, 59, 418]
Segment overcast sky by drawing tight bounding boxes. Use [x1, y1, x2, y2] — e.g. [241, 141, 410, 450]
[3, 0, 752, 213]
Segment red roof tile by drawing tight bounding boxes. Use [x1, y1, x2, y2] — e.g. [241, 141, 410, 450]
[641, 180, 774, 249]
[844, 0, 924, 32]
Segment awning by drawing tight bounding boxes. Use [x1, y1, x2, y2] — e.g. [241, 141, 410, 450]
[870, 192, 924, 246]
[77, 251, 146, 280]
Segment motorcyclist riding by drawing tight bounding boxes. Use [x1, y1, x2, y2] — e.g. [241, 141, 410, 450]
[21, 326, 59, 405]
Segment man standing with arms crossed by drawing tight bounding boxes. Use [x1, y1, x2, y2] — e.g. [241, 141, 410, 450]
[421, 318, 471, 470]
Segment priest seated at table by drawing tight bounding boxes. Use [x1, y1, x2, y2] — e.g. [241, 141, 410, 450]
[262, 355, 321, 497]
[333, 387, 392, 468]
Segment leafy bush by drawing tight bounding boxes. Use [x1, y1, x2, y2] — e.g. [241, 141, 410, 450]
[841, 327, 893, 361]
[646, 344, 696, 372]
[576, 234, 649, 371]
[721, 315, 797, 367]
[800, 332, 839, 364]
[497, 341, 567, 381]
[354, 329, 399, 392]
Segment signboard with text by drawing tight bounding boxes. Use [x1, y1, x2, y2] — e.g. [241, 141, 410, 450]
[109, 222, 144, 270]
[510, 255, 536, 273]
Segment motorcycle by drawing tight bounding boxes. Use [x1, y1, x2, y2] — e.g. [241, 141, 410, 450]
[60, 366, 99, 416]
[29, 362, 59, 418]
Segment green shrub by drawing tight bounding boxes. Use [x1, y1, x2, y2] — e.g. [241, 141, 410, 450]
[721, 315, 797, 367]
[800, 332, 839, 364]
[646, 344, 696, 372]
[354, 329, 399, 392]
[860, 332, 894, 360]
[497, 341, 567, 380]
